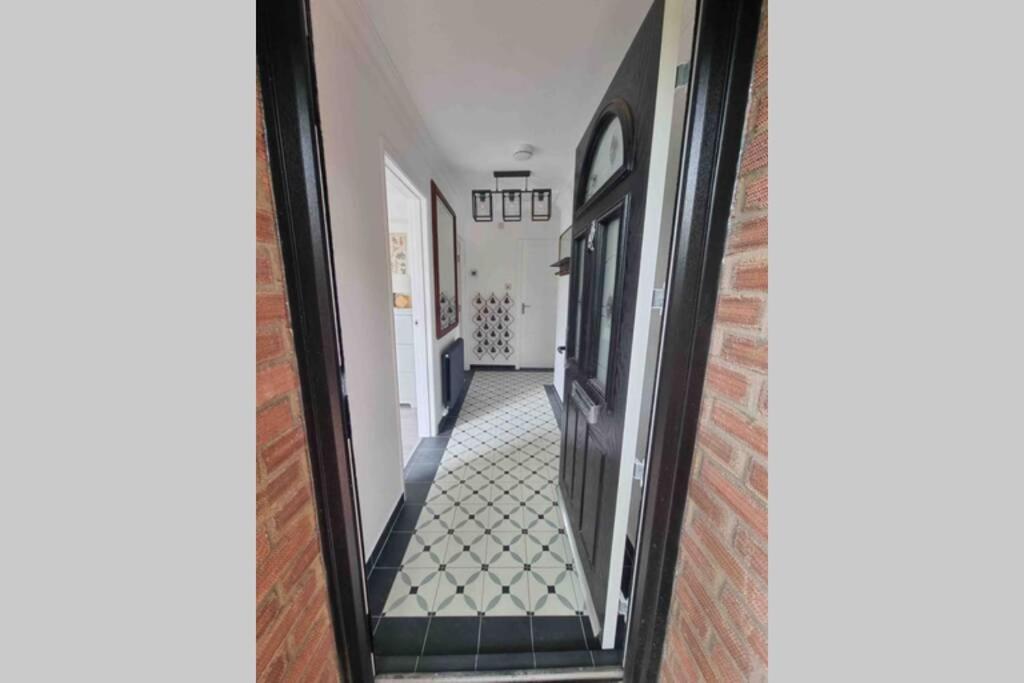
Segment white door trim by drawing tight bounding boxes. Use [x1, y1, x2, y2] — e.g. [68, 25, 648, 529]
[383, 154, 435, 439]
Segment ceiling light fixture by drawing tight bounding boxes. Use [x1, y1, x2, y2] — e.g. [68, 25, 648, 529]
[472, 171, 552, 223]
[512, 144, 534, 162]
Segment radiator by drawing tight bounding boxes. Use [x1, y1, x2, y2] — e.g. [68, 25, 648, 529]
[441, 338, 465, 409]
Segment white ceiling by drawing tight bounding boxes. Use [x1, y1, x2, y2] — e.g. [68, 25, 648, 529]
[365, 0, 654, 196]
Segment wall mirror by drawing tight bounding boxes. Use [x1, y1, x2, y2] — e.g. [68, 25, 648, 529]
[430, 181, 459, 338]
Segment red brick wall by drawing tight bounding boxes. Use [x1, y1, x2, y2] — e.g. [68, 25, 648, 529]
[660, 5, 768, 682]
[257, 81, 341, 683]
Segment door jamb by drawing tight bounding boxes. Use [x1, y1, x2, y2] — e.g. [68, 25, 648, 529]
[623, 0, 763, 678]
[256, 0, 762, 678]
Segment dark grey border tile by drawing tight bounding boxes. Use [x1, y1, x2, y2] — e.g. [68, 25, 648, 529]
[405, 461, 439, 482]
[534, 650, 593, 668]
[367, 567, 398, 616]
[475, 652, 536, 671]
[592, 649, 623, 666]
[416, 654, 478, 673]
[409, 448, 445, 465]
[366, 494, 405, 572]
[373, 655, 418, 674]
[531, 616, 587, 652]
[404, 482, 431, 504]
[373, 617, 429, 656]
[422, 616, 481, 656]
[479, 616, 532, 654]
[374, 532, 413, 568]
[391, 504, 424, 532]
[581, 614, 600, 650]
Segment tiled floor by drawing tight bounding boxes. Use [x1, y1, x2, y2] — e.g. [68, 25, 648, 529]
[367, 370, 622, 674]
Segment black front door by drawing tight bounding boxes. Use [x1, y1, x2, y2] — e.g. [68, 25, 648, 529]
[559, 0, 663, 625]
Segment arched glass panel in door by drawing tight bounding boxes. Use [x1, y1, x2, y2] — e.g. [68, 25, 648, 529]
[584, 118, 624, 202]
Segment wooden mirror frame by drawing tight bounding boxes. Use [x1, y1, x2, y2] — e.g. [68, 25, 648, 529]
[430, 180, 459, 338]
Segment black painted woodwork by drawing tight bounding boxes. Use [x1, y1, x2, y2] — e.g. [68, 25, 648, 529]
[559, 0, 664, 625]
[624, 0, 763, 679]
[256, 0, 374, 679]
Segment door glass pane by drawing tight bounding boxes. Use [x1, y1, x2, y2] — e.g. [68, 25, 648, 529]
[585, 118, 624, 201]
[572, 236, 586, 359]
[595, 217, 621, 389]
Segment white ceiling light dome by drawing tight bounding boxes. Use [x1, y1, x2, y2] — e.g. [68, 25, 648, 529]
[513, 144, 534, 162]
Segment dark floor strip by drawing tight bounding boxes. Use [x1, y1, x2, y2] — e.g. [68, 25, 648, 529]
[437, 369, 475, 435]
[366, 494, 406, 574]
[543, 384, 564, 431]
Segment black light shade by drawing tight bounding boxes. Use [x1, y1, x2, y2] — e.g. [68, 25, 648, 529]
[531, 189, 552, 221]
[502, 190, 522, 222]
[472, 190, 493, 221]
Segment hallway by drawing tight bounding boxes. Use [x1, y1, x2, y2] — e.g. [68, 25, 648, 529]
[367, 371, 619, 673]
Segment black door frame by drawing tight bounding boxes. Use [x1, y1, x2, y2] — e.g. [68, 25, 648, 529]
[257, 0, 374, 679]
[257, 0, 761, 678]
[623, 0, 762, 678]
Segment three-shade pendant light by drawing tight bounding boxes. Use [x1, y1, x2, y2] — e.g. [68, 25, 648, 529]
[472, 170, 551, 222]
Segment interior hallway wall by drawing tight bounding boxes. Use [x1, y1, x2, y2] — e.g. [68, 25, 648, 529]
[257, 82, 340, 683]
[461, 210, 564, 368]
[659, 4, 768, 681]
[309, 0, 474, 550]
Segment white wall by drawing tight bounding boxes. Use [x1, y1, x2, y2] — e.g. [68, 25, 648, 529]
[310, 0, 473, 552]
[461, 201, 567, 368]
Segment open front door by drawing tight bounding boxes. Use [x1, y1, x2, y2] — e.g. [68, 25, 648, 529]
[559, 0, 663, 629]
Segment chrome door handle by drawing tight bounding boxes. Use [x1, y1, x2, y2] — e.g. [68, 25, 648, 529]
[521, 302, 530, 315]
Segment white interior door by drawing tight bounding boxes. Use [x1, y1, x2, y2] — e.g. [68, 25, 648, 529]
[518, 239, 558, 368]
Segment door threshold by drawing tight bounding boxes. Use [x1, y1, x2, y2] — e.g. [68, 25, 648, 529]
[376, 665, 623, 682]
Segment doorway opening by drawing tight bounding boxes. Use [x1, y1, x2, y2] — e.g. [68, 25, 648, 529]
[257, 0, 763, 678]
[384, 157, 434, 464]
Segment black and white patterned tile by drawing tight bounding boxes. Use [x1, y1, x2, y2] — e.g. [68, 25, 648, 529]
[381, 371, 583, 619]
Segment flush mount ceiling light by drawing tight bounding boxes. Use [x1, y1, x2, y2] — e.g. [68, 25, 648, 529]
[472, 171, 552, 223]
[512, 144, 534, 161]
